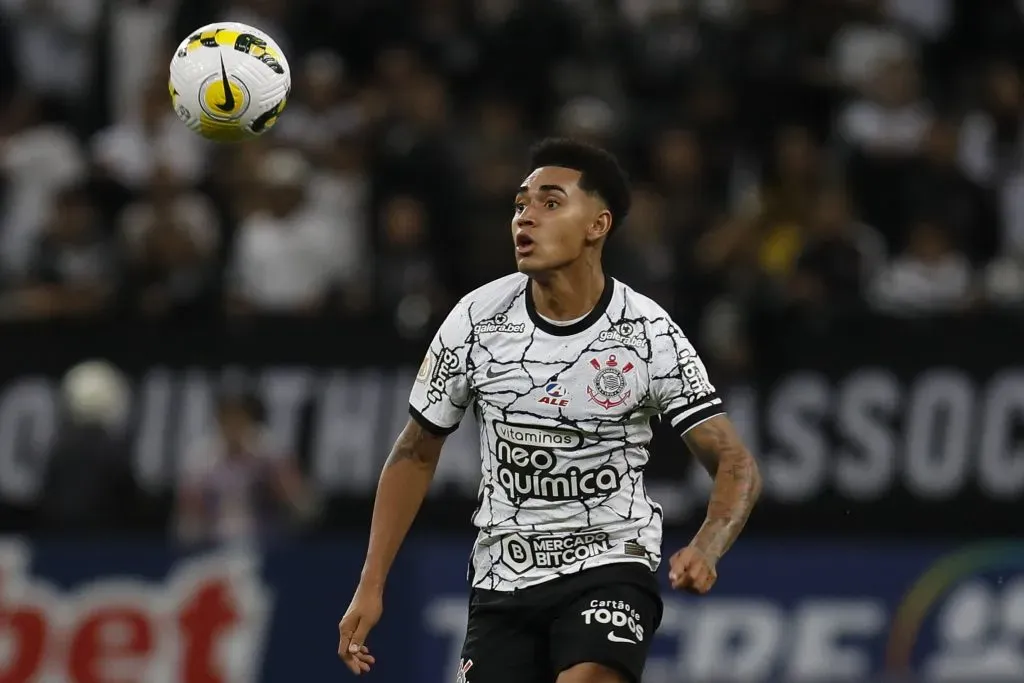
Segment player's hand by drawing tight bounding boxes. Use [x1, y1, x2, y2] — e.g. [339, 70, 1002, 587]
[338, 586, 382, 675]
[668, 545, 718, 595]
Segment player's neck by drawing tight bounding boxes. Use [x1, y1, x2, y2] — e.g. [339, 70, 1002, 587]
[529, 262, 606, 321]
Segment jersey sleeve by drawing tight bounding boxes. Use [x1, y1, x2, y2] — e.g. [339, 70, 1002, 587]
[408, 301, 474, 436]
[649, 318, 726, 436]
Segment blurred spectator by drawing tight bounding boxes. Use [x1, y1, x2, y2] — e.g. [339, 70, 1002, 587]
[0, 92, 87, 280]
[307, 134, 372, 314]
[0, 0, 102, 111]
[176, 390, 316, 546]
[459, 92, 530, 166]
[885, 0, 952, 43]
[553, 96, 620, 149]
[622, 0, 732, 101]
[9, 185, 118, 319]
[732, 0, 810, 149]
[730, 124, 825, 285]
[461, 150, 521, 290]
[831, 0, 915, 93]
[374, 194, 449, 338]
[643, 127, 721, 319]
[226, 148, 339, 315]
[276, 50, 363, 156]
[870, 218, 973, 314]
[959, 61, 1024, 190]
[839, 54, 932, 159]
[108, 0, 179, 125]
[91, 80, 207, 192]
[841, 53, 933, 239]
[674, 70, 738, 197]
[960, 62, 1024, 281]
[369, 44, 427, 121]
[36, 360, 142, 535]
[120, 166, 221, 319]
[411, 0, 481, 90]
[606, 186, 675, 310]
[903, 119, 997, 263]
[983, 251, 1024, 307]
[787, 186, 886, 314]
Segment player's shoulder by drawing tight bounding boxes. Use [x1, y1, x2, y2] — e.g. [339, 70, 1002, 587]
[455, 273, 529, 321]
[613, 278, 677, 326]
[461, 273, 528, 305]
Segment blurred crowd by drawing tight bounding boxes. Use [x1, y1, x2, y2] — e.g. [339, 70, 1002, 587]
[2, 0, 1024, 370]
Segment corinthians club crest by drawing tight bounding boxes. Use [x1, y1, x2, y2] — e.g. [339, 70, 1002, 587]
[587, 354, 634, 410]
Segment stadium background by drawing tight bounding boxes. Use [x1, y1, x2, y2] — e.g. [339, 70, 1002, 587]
[0, 0, 1022, 681]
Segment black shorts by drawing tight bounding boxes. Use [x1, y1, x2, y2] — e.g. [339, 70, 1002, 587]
[458, 562, 663, 683]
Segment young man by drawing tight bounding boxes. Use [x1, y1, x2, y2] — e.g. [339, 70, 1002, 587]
[338, 139, 762, 683]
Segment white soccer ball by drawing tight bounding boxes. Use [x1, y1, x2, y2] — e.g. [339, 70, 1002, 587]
[169, 22, 291, 142]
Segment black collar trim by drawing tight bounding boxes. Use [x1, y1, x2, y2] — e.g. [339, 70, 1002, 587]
[525, 274, 614, 336]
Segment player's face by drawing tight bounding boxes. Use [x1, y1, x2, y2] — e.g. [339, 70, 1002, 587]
[511, 166, 609, 275]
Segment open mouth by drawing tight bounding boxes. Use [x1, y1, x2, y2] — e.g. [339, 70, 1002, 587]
[515, 233, 535, 254]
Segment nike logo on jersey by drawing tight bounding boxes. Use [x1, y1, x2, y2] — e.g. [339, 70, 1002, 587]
[485, 366, 515, 379]
[607, 632, 636, 645]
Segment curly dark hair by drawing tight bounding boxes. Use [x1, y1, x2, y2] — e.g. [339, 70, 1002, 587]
[528, 138, 631, 234]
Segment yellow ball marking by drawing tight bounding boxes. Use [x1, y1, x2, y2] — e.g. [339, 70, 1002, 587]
[201, 78, 247, 119]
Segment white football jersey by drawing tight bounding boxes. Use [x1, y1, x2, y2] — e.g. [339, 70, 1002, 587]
[409, 273, 725, 591]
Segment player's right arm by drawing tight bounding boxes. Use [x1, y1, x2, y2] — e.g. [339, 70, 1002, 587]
[338, 302, 473, 675]
[358, 418, 447, 590]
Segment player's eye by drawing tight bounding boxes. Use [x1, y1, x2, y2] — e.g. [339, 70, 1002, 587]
[514, 202, 526, 213]
[545, 199, 559, 210]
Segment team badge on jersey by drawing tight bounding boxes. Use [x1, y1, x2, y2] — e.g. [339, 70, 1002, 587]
[538, 381, 569, 407]
[587, 355, 634, 410]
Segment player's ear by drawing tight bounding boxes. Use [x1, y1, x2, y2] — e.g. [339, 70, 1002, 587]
[586, 210, 612, 244]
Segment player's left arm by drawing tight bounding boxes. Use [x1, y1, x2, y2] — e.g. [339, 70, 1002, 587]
[649, 317, 762, 594]
[682, 413, 762, 566]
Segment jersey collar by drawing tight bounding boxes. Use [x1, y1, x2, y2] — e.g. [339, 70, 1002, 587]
[525, 273, 615, 337]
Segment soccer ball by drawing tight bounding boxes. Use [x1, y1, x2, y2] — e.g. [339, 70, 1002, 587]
[169, 22, 291, 142]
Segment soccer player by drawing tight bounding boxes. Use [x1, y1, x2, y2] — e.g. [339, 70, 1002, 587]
[338, 139, 762, 683]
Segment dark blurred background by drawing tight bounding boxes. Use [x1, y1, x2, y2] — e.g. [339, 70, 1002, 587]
[0, 1, 1021, 681]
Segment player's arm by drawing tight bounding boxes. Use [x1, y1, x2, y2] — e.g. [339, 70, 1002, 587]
[358, 418, 447, 591]
[340, 420, 450, 674]
[683, 414, 762, 563]
[650, 317, 762, 593]
[358, 299, 473, 590]
[340, 302, 473, 673]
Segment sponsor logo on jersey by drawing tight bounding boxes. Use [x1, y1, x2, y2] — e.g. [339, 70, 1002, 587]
[0, 541, 272, 683]
[426, 348, 460, 404]
[538, 381, 569, 407]
[677, 346, 714, 399]
[599, 321, 647, 349]
[581, 599, 645, 644]
[473, 313, 526, 335]
[587, 355, 634, 410]
[501, 532, 612, 574]
[492, 422, 618, 502]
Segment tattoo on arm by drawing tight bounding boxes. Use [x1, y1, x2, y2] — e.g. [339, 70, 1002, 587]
[383, 419, 446, 470]
[683, 414, 763, 562]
